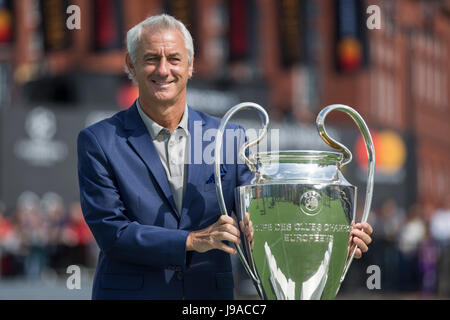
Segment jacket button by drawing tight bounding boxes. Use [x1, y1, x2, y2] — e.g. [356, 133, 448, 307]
[176, 271, 184, 280]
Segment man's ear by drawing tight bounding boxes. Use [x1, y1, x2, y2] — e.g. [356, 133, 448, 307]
[188, 57, 194, 78]
[125, 53, 136, 77]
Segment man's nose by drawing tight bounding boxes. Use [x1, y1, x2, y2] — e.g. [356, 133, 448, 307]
[156, 58, 170, 76]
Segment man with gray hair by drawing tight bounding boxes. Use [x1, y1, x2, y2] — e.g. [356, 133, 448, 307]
[77, 14, 253, 300]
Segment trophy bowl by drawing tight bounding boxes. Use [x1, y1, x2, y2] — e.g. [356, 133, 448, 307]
[214, 103, 375, 300]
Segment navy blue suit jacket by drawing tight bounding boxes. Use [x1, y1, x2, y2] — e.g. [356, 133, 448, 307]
[77, 102, 252, 299]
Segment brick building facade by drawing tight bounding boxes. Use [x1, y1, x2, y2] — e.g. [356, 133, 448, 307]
[2, 0, 449, 209]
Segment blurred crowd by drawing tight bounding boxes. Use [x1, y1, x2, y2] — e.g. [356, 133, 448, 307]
[0, 192, 97, 280]
[359, 195, 450, 297]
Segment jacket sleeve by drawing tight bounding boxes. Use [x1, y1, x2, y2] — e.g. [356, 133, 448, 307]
[77, 128, 190, 269]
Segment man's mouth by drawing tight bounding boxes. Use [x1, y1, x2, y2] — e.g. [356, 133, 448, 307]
[152, 80, 174, 86]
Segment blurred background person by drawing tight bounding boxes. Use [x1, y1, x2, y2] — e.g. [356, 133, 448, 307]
[370, 198, 405, 292]
[397, 203, 426, 293]
[430, 195, 450, 296]
[60, 202, 95, 270]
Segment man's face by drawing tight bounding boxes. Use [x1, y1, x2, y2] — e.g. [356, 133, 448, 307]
[129, 28, 193, 107]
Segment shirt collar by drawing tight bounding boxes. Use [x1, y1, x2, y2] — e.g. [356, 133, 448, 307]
[136, 99, 189, 140]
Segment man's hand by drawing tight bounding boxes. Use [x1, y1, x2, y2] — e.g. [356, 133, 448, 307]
[186, 215, 241, 254]
[348, 221, 373, 259]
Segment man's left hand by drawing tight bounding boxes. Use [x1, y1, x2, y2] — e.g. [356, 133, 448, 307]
[348, 221, 373, 259]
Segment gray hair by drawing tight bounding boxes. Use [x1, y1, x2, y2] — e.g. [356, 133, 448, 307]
[124, 14, 195, 84]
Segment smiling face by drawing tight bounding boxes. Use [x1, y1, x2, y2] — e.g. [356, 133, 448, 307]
[127, 27, 193, 110]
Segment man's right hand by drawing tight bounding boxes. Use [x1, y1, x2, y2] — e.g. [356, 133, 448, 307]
[186, 215, 240, 255]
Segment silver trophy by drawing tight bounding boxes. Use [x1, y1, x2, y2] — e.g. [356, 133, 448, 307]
[214, 103, 375, 300]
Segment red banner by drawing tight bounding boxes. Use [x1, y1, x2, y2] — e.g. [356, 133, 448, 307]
[228, 0, 250, 61]
[335, 0, 368, 73]
[0, 0, 13, 44]
[93, 0, 123, 51]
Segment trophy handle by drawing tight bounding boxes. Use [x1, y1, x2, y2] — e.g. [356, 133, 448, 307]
[316, 104, 375, 283]
[214, 102, 269, 288]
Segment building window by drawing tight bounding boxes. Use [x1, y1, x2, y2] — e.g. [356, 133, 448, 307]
[412, 33, 448, 111]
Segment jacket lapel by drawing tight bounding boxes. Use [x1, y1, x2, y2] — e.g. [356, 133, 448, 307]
[124, 103, 179, 217]
[181, 107, 206, 215]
